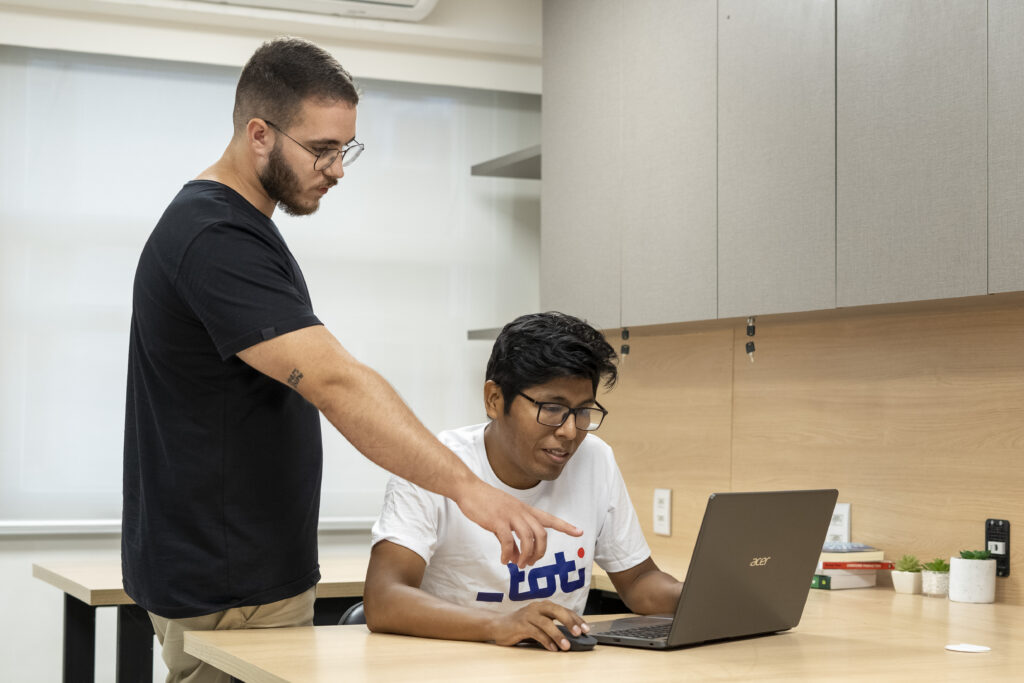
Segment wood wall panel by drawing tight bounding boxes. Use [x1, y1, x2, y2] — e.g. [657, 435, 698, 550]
[603, 293, 1024, 604]
[598, 328, 734, 577]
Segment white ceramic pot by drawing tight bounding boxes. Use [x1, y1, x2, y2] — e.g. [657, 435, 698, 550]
[921, 570, 949, 597]
[948, 558, 996, 603]
[891, 570, 922, 594]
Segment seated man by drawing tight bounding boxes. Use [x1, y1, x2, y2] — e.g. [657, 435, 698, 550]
[364, 311, 683, 651]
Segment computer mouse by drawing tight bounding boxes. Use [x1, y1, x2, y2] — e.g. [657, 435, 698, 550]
[556, 624, 597, 651]
[516, 624, 598, 651]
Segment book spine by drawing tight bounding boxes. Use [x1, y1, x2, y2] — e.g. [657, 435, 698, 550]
[810, 574, 832, 590]
[820, 561, 894, 570]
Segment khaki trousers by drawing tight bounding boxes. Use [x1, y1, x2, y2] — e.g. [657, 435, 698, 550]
[149, 586, 316, 683]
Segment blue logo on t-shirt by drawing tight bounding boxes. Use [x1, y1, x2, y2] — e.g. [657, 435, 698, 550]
[476, 550, 587, 603]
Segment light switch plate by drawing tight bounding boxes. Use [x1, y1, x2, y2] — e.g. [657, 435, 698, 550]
[653, 488, 672, 536]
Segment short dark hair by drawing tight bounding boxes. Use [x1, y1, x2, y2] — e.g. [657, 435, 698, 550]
[486, 312, 617, 413]
[233, 37, 359, 133]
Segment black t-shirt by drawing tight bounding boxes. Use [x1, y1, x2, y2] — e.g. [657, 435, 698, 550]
[122, 180, 323, 618]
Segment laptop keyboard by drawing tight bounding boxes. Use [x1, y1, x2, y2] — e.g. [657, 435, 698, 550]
[603, 623, 672, 639]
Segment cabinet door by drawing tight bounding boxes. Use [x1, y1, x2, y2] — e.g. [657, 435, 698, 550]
[541, 0, 621, 330]
[989, 0, 1024, 294]
[836, 0, 987, 307]
[619, 0, 717, 327]
[717, 0, 835, 319]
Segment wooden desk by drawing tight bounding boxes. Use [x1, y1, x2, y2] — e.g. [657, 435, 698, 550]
[184, 589, 1024, 682]
[591, 568, 615, 593]
[32, 556, 370, 683]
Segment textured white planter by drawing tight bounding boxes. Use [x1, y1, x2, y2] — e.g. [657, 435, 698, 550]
[949, 558, 996, 603]
[921, 570, 949, 597]
[891, 570, 922, 594]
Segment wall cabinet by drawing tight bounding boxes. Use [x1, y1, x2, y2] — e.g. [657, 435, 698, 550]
[540, 0, 622, 330]
[988, 0, 1024, 294]
[542, 0, 1018, 327]
[836, 0, 987, 307]
[717, 0, 835, 319]
[618, 0, 717, 327]
[541, 0, 717, 330]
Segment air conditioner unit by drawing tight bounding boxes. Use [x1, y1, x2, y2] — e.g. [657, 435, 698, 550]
[189, 0, 439, 22]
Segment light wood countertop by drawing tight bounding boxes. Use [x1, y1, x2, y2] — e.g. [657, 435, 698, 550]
[32, 555, 370, 606]
[184, 588, 1024, 682]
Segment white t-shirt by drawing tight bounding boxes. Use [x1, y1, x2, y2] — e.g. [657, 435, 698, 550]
[370, 422, 651, 615]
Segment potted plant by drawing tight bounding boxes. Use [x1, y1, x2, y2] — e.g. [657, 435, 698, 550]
[949, 550, 996, 603]
[891, 554, 922, 594]
[921, 558, 950, 597]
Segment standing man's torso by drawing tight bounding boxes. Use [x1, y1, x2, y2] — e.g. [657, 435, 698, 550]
[123, 180, 325, 618]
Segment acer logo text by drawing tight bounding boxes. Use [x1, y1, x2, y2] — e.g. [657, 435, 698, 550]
[749, 556, 771, 567]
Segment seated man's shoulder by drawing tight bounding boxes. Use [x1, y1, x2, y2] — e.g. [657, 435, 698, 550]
[436, 422, 481, 449]
[573, 433, 619, 470]
[383, 423, 487, 497]
[436, 423, 490, 468]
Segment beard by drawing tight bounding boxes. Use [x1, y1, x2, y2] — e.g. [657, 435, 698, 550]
[258, 142, 319, 217]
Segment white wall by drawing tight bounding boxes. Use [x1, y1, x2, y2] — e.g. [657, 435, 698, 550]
[0, 3, 542, 677]
[0, 0, 543, 93]
[0, 43, 541, 528]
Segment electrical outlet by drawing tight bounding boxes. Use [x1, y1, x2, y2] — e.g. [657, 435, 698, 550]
[827, 503, 851, 544]
[653, 488, 672, 536]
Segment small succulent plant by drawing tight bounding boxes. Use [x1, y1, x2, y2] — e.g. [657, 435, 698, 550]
[923, 558, 950, 572]
[959, 549, 992, 560]
[894, 554, 922, 572]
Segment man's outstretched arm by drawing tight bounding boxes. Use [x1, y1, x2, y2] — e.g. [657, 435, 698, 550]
[237, 324, 581, 567]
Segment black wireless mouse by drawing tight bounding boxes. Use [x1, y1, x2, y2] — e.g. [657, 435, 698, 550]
[517, 624, 598, 651]
[555, 624, 597, 651]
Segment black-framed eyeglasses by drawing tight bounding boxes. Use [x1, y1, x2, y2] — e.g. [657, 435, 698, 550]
[264, 119, 364, 171]
[518, 392, 608, 431]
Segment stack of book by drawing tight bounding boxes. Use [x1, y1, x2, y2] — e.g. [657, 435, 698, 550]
[812, 544, 892, 590]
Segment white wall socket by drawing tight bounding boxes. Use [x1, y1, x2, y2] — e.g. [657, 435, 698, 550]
[653, 488, 672, 536]
[827, 502, 851, 544]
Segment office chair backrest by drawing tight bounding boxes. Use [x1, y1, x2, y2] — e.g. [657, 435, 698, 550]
[339, 601, 366, 625]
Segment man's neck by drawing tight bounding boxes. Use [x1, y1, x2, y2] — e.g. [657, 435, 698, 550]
[482, 422, 540, 490]
[196, 144, 276, 218]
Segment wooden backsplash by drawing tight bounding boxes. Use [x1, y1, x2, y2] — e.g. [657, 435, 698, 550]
[598, 292, 1024, 605]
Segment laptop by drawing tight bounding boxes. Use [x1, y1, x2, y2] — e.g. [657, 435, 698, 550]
[588, 488, 838, 649]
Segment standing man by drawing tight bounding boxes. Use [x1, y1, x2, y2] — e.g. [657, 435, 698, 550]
[123, 37, 578, 682]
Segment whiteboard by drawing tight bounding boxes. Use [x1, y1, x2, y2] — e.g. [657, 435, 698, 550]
[0, 45, 541, 533]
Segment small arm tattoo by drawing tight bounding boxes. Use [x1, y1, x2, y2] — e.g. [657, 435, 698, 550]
[287, 368, 304, 388]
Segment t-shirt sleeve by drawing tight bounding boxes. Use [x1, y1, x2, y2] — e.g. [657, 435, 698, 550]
[593, 453, 652, 574]
[370, 474, 445, 564]
[175, 223, 321, 359]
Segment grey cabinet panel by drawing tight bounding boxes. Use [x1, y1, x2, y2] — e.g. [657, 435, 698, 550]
[541, 0, 621, 330]
[619, 0, 717, 327]
[836, 0, 987, 307]
[989, 0, 1024, 294]
[718, 0, 835, 319]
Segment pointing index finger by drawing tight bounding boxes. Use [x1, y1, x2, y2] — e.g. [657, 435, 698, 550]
[534, 508, 582, 538]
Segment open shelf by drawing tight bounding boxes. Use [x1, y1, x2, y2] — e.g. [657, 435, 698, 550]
[470, 144, 541, 179]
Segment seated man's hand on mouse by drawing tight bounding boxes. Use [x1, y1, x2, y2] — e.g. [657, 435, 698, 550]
[489, 600, 593, 651]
